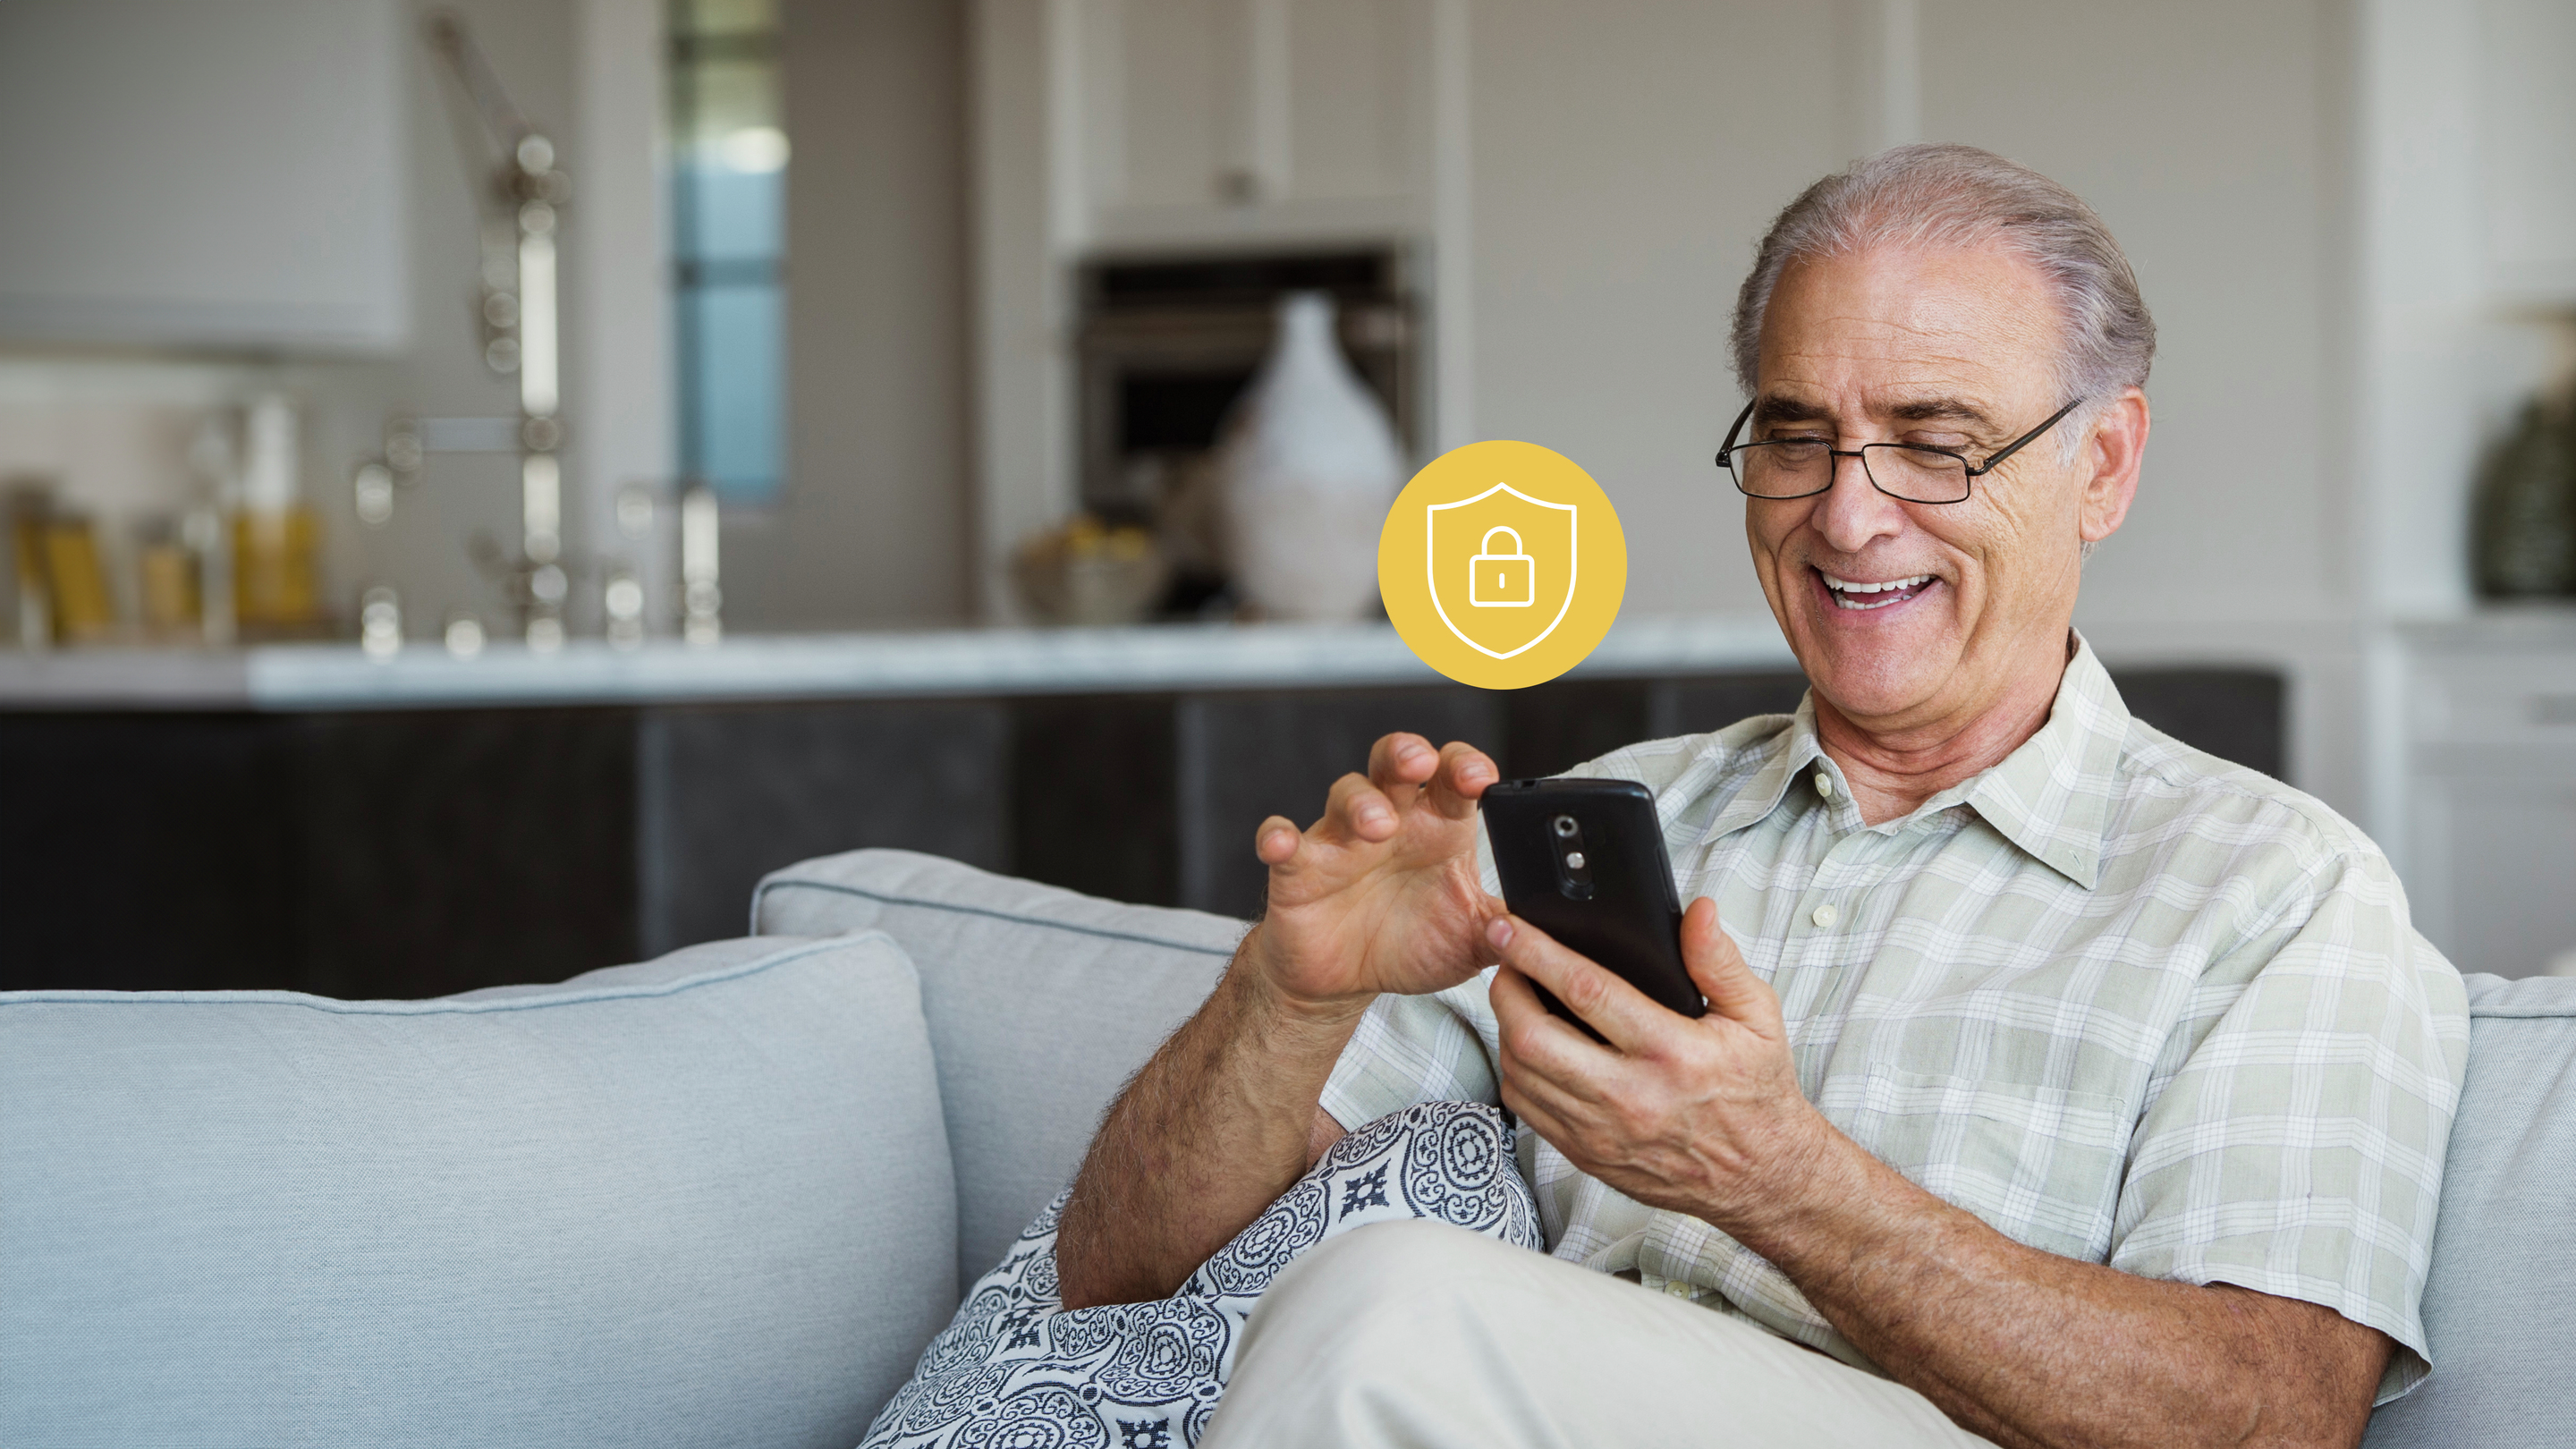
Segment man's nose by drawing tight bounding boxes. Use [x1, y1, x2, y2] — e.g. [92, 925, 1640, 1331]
[1813, 451, 1908, 555]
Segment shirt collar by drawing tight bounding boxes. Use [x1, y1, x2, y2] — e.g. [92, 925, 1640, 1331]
[1953, 634, 2126, 890]
[1697, 631, 2128, 891]
[1696, 696, 1829, 843]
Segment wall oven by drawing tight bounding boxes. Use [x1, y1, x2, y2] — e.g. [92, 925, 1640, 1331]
[1075, 247, 1417, 614]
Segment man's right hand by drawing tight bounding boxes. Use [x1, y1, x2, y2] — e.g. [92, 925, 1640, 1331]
[1056, 733, 1502, 1307]
[1245, 733, 1504, 1014]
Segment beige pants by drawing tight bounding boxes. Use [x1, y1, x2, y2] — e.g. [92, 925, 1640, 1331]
[1200, 1219, 1996, 1448]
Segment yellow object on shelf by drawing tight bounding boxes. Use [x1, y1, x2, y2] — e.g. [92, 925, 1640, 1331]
[233, 506, 324, 634]
[139, 541, 201, 635]
[39, 520, 115, 640]
[8, 504, 47, 644]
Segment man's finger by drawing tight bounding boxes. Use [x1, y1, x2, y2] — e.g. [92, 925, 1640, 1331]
[1365, 733, 1439, 806]
[1490, 963, 1616, 1078]
[1253, 815, 1301, 866]
[1495, 1072, 1574, 1154]
[1319, 772, 1399, 843]
[1486, 913, 1664, 1055]
[1682, 898, 1780, 1034]
[1496, 1025, 1612, 1124]
[1496, 1057, 1588, 1148]
[1423, 741, 1499, 821]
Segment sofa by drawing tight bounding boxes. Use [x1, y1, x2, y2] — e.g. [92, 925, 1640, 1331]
[3, 848, 2567, 1447]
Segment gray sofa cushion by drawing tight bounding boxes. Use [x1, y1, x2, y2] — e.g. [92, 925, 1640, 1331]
[754, 849, 1241, 1287]
[0, 935, 955, 1449]
[2364, 970, 2576, 1448]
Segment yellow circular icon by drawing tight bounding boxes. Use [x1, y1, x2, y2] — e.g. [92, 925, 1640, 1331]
[1378, 439, 1626, 690]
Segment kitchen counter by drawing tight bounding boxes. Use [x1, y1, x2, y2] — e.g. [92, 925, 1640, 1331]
[0, 611, 2296, 998]
[0, 614, 1813, 996]
[0, 614, 1799, 711]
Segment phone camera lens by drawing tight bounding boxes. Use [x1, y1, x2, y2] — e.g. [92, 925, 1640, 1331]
[1551, 814, 1579, 838]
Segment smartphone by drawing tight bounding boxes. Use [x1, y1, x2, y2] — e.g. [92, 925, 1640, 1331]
[1481, 777, 1706, 1041]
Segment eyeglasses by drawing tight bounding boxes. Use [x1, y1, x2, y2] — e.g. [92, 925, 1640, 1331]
[1715, 396, 2087, 504]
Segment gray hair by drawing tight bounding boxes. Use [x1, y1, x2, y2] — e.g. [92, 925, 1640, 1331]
[1730, 144, 2156, 437]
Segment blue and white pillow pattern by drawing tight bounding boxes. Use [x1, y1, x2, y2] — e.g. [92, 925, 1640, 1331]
[861, 1100, 1541, 1449]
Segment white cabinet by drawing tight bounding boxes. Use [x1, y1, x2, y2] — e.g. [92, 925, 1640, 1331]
[2479, 0, 2576, 302]
[0, 0, 408, 353]
[1101, 0, 1241, 210]
[2398, 617, 2576, 979]
[1075, 0, 1431, 248]
[1281, 0, 1416, 203]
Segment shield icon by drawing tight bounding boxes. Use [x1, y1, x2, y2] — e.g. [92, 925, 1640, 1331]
[1428, 483, 1578, 659]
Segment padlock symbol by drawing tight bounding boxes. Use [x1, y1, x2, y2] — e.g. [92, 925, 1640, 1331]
[1469, 526, 1537, 607]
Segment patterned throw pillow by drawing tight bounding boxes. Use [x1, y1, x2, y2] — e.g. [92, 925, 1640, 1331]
[863, 1100, 1540, 1449]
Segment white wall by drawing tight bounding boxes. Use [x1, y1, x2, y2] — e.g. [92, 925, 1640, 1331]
[1454, 0, 2380, 815]
[1926, 0, 2364, 817]
[1923, 0, 2343, 629]
[572, 0, 678, 635]
[968, 0, 1083, 623]
[725, 0, 974, 630]
[1461, 0, 2366, 624]
[1462, 0, 1844, 622]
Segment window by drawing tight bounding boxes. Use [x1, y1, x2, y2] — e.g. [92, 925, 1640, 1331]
[668, 0, 786, 503]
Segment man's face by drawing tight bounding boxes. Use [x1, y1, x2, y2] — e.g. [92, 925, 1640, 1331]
[1743, 244, 2129, 733]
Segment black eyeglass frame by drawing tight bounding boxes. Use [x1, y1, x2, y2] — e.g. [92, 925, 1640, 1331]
[1715, 395, 2089, 504]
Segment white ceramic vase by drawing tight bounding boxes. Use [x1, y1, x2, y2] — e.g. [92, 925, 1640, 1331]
[1217, 291, 1403, 623]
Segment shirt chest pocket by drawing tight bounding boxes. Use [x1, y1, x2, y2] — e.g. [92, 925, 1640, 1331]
[1833, 1065, 2133, 1263]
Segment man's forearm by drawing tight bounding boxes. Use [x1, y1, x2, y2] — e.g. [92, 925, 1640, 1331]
[1736, 1132, 2387, 1449]
[1055, 925, 1367, 1309]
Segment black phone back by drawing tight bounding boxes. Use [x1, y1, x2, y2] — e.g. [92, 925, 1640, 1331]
[1482, 777, 1704, 1033]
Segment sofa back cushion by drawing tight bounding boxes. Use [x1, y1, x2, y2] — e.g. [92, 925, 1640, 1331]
[0, 935, 955, 1449]
[2364, 971, 2576, 1449]
[755, 850, 1240, 1286]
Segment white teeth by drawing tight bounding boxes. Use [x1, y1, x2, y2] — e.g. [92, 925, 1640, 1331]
[1821, 571, 1935, 610]
[1821, 572, 1933, 594]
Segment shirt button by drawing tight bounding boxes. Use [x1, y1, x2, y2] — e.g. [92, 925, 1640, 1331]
[1811, 902, 1838, 928]
[1814, 771, 1835, 800]
[1663, 1281, 1694, 1299]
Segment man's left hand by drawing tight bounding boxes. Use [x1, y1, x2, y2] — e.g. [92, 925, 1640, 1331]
[1487, 899, 1832, 1230]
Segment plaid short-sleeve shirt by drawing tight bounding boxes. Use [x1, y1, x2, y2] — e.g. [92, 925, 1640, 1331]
[1320, 637, 2470, 1402]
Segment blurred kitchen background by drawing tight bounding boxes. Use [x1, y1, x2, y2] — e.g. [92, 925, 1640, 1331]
[2, 0, 2573, 996]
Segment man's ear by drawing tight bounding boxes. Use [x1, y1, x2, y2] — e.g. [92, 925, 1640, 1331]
[2078, 387, 2149, 544]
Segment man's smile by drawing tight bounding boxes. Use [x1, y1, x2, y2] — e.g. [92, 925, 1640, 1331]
[1810, 566, 1940, 613]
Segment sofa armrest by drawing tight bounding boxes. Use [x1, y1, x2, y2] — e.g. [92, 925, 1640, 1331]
[756, 849, 1242, 1284]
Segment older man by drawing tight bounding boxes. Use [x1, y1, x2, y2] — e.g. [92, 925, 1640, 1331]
[1055, 145, 2467, 1448]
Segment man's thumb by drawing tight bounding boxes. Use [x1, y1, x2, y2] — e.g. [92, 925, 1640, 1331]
[1682, 897, 1776, 1030]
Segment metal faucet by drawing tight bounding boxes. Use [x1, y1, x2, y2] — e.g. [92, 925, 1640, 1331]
[348, 13, 715, 654]
[425, 12, 574, 649]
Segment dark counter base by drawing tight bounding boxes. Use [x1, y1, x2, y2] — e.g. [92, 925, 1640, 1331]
[0, 668, 2276, 997]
